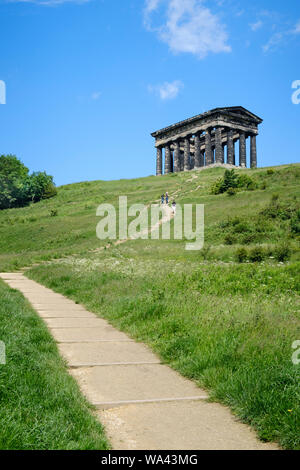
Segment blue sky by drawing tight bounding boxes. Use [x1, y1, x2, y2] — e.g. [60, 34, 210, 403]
[0, 0, 299, 186]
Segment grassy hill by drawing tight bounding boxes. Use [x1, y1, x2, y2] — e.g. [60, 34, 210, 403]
[0, 163, 299, 449]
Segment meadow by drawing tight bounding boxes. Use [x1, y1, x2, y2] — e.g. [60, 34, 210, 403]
[0, 163, 299, 449]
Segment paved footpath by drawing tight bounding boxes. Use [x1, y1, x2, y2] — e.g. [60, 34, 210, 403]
[0, 272, 278, 450]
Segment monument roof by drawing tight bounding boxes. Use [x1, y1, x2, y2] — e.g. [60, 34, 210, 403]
[151, 106, 263, 138]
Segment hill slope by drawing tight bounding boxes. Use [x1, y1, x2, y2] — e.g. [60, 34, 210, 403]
[0, 163, 299, 270]
[1, 164, 299, 449]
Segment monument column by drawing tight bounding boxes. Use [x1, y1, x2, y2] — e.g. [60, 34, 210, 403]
[164, 144, 171, 174]
[205, 128, 212, 165]
[156, 147, 162, 176]
[233, 139, 237, 166]
[250, 135, 257, 168]
[222, 143, 226, 164]
[215, 126, 223, 164]
[184, 136, 191, 171]
[194, 132, 201, 169]
[239, 131, 246, 168]
[227, 129, 234, 165]
[173, 141, 181, 173]
[200, 149, 205, 167]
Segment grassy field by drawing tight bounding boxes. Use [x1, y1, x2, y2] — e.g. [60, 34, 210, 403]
[0, 279, 109, 450]
[0, 163, 299, 449]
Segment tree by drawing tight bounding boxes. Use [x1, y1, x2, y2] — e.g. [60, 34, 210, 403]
[0, 155, 57, 209]
[0, 154, 29, 180]
[23, 172, 56, 202]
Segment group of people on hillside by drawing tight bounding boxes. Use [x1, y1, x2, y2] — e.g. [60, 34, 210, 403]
[161, 191, 177, 214]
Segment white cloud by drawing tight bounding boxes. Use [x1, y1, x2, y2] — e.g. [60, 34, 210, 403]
[263, 19, 300, 52]
[250, 20, 263, 32]
[91, 91, 101, 100]
[144, 0, 231, 59]
[293, 20, 300, 34]
[262, 32, 284, 53]
[148, 80, 183, 100]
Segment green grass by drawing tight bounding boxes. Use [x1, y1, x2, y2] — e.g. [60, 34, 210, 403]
[27, 255, 300, 450]
[0, 164, 299, 271]
[0, 279, 109, 450]
[1, 163, 300, 449]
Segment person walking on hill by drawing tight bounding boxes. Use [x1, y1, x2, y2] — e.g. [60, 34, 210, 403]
[165, 192, 169, 205]
[161, 194, 165, 204]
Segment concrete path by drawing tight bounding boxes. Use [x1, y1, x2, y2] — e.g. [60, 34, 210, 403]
[0, 272, 278, 450]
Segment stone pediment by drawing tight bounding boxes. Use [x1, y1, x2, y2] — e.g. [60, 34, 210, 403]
[151, 106, 263, 138]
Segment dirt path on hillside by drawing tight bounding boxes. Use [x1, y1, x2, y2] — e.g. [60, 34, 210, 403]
[0, 272, 278, 450]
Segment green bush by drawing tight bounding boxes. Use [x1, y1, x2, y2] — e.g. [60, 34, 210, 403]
[227, 187, 237, 196]
[260, 195, 297, 221]
[290, 210, 300, 236]
[248, 246, 266, 262]
[236, 247, 248, 263]
[274, 243, 291, 262]
[224, 233, 237, 245]
[211, 169, 256, 195]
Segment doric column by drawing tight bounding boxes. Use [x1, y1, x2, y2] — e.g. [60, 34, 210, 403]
[180, 150, 184, 172]
[250, 135, 257, 168]
[200, 149, 205, 167]
[239, 132, 246, 168]
[164, 144, 171, 174]
[233, 140, 237, 166]
[190, 154, 195, 170]
[184, 137, 190, 171]
[194, 132, 201, 169]
[215, 127, 223, 164]
[156, 147, 162, 176]
[174, 141, 181, 173]
[227, 129, 234, 165]
[212, 147, 215, 164]
[205, 128, 212, 165]
[222, 143, 226, 164]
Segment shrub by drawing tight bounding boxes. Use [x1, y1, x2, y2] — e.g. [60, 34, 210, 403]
[210, 177, 224, 195]
[260, 181, 267, 190]
[248, 246, 266, 262]
[43, 183, 57, 200]
[211, 169, 256, 195]
[50, 209, 58, 217]
[237, 174, 257, 190]
[260, 195, 296, 221]
[241, 233, 257, 245]
[224, 233, 236, 245]
[227, 187, 237, 196]
[236, 247, 248, 263]
[274, 243, 291, 262]
[233, 222, 251, 234]
[290, 210, 300, 235]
